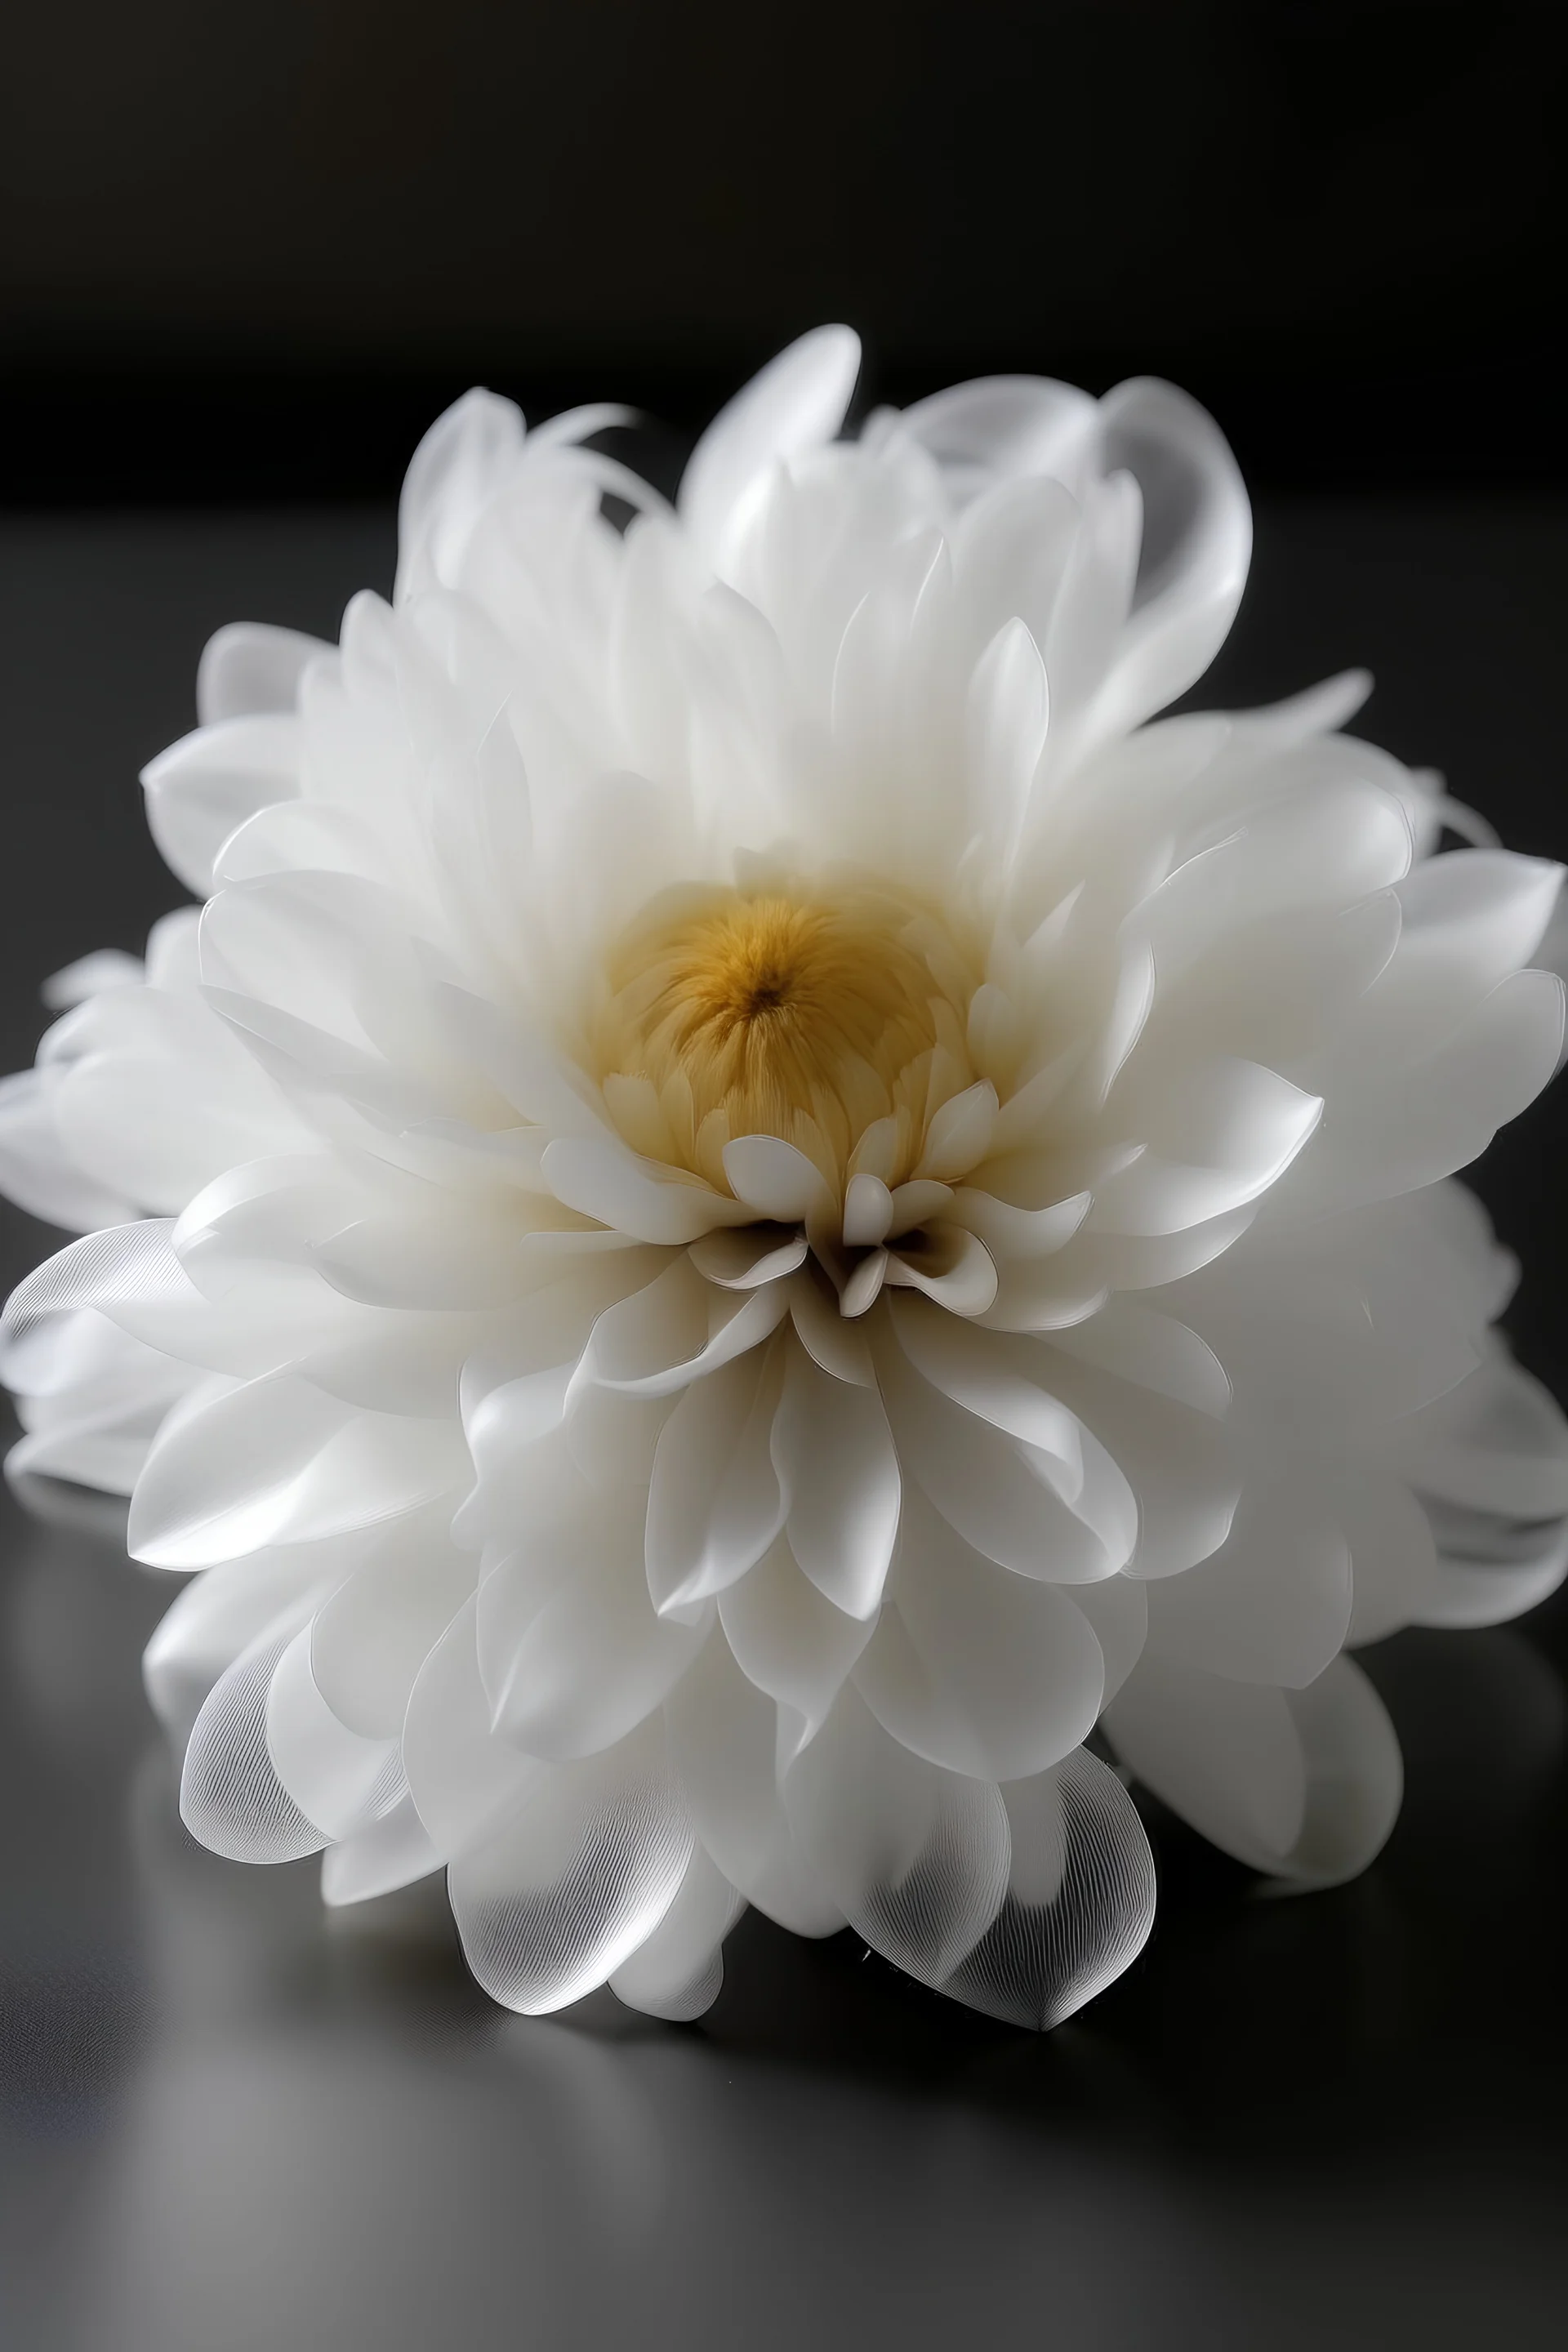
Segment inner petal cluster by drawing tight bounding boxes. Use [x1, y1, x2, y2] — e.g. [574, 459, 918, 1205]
[596, 883, 982, 1194]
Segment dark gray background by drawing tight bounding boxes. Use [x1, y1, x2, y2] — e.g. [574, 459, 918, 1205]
[2, 0, 1563, 498]
[2, 492, 1566, 2352]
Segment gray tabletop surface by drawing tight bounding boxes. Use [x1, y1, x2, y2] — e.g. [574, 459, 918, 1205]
[2, 496, 1566, 2351]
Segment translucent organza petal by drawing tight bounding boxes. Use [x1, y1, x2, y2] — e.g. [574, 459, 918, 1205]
[666, 1634, 844, 1936]
[942, 1753, 1156, 2029]
[180, 1629, 327, 1864]
[447, 1718, 694, 2015]
[783, 1683, 1010, 1992]
[402, 1597, 546, 1858]
[608, 1843, 745, 2022]
[142, 1546, 337, 1746]
[265, 1623, 404, 1841]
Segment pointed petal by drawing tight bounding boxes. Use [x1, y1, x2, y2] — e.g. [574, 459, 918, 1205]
[772, 1340, 901, 1618]
[943, 1753, 1156, 2029]
[681, 327, 861, 570]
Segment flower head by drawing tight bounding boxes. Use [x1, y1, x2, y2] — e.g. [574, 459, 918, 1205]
[4, 328, 1566, 2027]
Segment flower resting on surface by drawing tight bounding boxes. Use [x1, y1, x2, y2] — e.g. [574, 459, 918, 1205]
[3, 328, 1567, 2028]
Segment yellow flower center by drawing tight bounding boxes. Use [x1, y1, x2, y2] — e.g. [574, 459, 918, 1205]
[597, 884, 980, 1191]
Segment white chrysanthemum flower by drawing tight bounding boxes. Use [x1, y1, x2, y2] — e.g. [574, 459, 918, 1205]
[5, 327, 1567, 2028]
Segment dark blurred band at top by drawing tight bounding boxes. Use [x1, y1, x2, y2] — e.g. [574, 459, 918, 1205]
[2, 0, 1559, 503]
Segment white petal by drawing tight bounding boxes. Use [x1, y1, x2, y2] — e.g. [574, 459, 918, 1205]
[783, 1682, 1010, 1990]
[788, 1268, 876, 1385]
[1041, 471, 1141, 738]
[142, 715, 302, 897]
[965, 619, 1048, 863]
[310, 1512, 475, 1740]
[197, 621, 332, 725]
[1333, 1462, 1441, 1646]
[855, 1487, 1105, 1780]
[884, 1178, 956, 1234]
[688, 1223, 808, 1288]
[1049, 1299, 1230, 1416]
[1067, 1573, 1148, 1706]
[266, 1623, 403, 1841]
[995, 1205, 1256, 1322]
[884, 1224, 999, 1316]
[719, 1529, 875, 1727]
[666, 1633, 844, 1936]
[403, 1596, 544, 1857]
[681, 326, 862, 571]
[1418, 1518, 1568, 1629]
[1395, 847, 1564, 1011]
[947, 1183, 1090, 1263]
[478, 1440, 708, 1758]
[3, 1218, 185, 1353]
[1143, 892, 1403, 1072]
[887, 1294, 1085, 1463]
[1040, 1347, 1241, 1579]
[1089, 374, 1250, 732]
[1090, 1058, 1322, 1237]
[772, 1339, 901, 1618]
[645, 1347, 786, 1611]
[321, 1795, 443, 1907]
[900, 374, 1098, 488]
[142, 1546, 334, 1747]
[842, 1171, 894, 1248]
[585, 1256, 788, 1397]
[840, 1246, 889, 1319]
[877, 1318, 1134, 1583]
[396, 385, 526, 602]
[0, 1068, 136, 1232]
[608, 1844, 744, 2022]
[913, 1081, 999, 1184]
[1134, 777, 1414, 985]
[722, 1134, 834, 1223]
[1143, 1470, 1353, 1686]
[434, 982, 611, 1138]
[1394, 1354, 1568, 1521]
[1107, 1653, 1402, 1887]
[40, 947, 144, 1009]
[180, 1628, 327, 1864]
[942, 1753, 1156, 2029]
[447, 1717, 694, 2014]
[128, 1373, 465, 1569]
[542, 1136, 743, 1245]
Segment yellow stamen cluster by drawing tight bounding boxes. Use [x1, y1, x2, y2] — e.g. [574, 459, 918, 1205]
[597, 884, 981, 1192]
